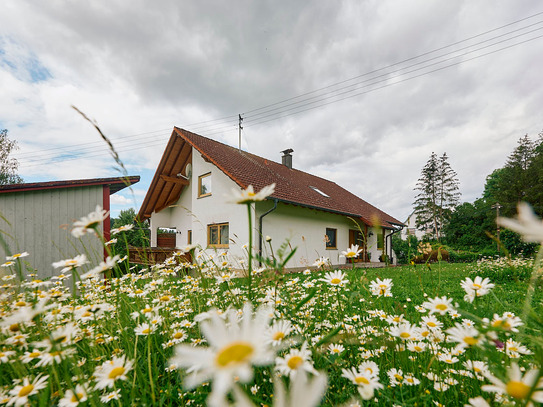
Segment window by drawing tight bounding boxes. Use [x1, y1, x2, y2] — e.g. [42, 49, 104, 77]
[187, 230, 192, 244]
[198, 173, 212, 197]
[208, 223, 229, 248]
[325, 228, 337, 249]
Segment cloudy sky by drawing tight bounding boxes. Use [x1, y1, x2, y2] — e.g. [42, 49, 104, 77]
[1, 1, 542, 220]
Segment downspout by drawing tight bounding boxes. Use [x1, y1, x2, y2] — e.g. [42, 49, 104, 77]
[258, 199, 278, 266]
[386, 225, 404, 264]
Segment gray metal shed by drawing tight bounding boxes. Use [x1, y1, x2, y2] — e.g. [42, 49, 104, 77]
[0, 176, 139, 280]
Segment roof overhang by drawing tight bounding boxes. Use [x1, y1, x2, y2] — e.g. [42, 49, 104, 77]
[0, 176, 140, 195]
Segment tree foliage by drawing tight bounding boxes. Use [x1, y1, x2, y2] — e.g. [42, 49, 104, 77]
[413, 152, 460, 241]
[110, 208, 149, 258]
[0, 129, 23, 185]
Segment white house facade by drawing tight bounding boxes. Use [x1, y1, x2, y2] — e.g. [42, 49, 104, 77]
[139, 128, 403, 268]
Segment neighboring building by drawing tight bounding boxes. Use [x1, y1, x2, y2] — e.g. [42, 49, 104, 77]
[138, 128, 403, 269]
[0, 176, 139, 279]
[400, 211, 430, 240]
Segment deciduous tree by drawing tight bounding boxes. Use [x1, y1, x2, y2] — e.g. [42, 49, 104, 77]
[0, 129, 23, 185]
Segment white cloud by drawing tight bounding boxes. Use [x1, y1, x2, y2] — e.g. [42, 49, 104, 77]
[1, 0, 542, 222]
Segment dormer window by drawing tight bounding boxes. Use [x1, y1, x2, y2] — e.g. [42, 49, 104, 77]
[310, 186, 329, 198]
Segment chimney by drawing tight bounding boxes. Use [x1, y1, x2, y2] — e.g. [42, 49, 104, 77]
[281, 148, 293, 169]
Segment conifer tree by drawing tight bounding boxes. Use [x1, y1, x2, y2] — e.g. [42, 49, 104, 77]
[413, 152, 460, 241]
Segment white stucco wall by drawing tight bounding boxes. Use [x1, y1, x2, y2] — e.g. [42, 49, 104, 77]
[148, 148, 398, 268]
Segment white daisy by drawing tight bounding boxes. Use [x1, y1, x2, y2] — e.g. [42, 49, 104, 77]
[93, 355, 133, 389]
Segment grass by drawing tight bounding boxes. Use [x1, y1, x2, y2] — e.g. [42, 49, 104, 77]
[1, 218, 543, 406]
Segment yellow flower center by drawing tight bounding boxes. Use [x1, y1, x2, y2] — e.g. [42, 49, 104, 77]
[414, 346, 423, 352]
[393, 317, 401, 323]
[346, 251, 356, 257]
[330, 278, 341, 285]
[108, 366, 126, 379]
[29, 352, 40, 358]
[71, 393, 84, 402]
[160, 295, 171, 302]
[473, 283, 482, 289]
[248, 192, 256, 197]
[174, 332, 184, 339]
[435, 304, 448, 311]
[81, 311, 92, 318]
[9, 323, 20, 332]
[50, 351, 62, 357]
[463, 337, 479, 346]
[421, 330, 430, 337]
[400, 332, 411, 339]
[394, 374, 403, 381]
[272, 332, 285, 341]
[216, 342, 254, 367]
[427, 322, 436, 327]
[135, 289, 144, 294]
[473, 367, 481, 373]
[287, 355, 304, 370]
[142, 308, 152, 313]
[506, 380, 531, 399]
[142, 328, 151, 334]
[15, 301, 26, 307]
[18, 384, 34, 397]
[355, 376, 370, 385]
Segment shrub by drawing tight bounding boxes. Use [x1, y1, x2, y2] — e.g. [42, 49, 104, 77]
[412, 248, 449, 263]
[470, 256, 535, 283]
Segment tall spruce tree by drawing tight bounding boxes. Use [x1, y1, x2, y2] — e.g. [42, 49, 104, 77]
[413, 152, 460, 241]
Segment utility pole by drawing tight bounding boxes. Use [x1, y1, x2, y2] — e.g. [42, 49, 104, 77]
[238, 114, 243, 151]
[491, 202, 503, 253]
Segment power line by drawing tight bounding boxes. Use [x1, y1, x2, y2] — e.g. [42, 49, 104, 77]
[16, 11, 543, 168]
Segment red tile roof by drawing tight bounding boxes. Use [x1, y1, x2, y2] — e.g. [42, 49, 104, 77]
[139, 128, 402, 228]
[182, 128, 402, 228]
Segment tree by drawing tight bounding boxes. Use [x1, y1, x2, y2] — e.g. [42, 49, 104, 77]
[0, 129, 23, 185]
[413, 152, 460, 241]
[110, 208, 149, 258]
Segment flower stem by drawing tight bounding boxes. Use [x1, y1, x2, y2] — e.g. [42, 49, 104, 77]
[247, 203, 253, 302]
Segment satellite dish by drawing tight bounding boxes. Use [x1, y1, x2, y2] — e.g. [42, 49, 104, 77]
[185, 163, 192, 178]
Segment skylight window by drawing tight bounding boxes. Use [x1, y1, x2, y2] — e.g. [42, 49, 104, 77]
[310, 186, 329, 198]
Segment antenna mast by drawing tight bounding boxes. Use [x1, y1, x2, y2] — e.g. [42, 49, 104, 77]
[238, 114, 244, 151]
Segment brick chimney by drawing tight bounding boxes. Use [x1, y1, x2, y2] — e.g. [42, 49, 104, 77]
[281, 148, 293, 169]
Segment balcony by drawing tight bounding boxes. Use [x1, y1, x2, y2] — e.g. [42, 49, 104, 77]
[128, 246, 192, 266]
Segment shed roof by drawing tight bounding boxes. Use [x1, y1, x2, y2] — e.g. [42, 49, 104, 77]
[0, 176, 140, 195]
[139, 128, 402, 228]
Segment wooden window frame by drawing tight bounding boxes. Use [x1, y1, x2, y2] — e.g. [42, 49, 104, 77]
[325, 227, 337, 249]
[207, 222, 229, 248]
[198, 173, 212, 198]
[187, 230, 192, 245]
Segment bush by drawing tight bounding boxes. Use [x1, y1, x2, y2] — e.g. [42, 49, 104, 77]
[412, 248, 449, 263]
[449, 250, 480, 263]
[470, 256, 535, 283]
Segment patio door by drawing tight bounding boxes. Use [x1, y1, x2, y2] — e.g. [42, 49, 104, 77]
[348, 229, 368, 262]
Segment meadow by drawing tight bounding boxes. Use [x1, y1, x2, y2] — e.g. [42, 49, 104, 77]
[1, 200, 543, 406]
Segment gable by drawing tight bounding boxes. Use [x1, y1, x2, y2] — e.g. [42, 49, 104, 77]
[139, 128, 402, 229]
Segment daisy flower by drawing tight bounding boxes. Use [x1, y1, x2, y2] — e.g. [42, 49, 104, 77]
[464, 397, 491, 407]
[389, 323, 416, 341]
[169, 303, 275, 403]
[134, 323, 156, 336]
[265, 320, 294, 346]
[58, 384, 88, 407]
[340, 244, 363, 258]
[387, 368, 405, 387]
[6, 252, 29, 261]
[341, 366, 383, 400]
[320, 270, 348, 287]
[81, 255, 121, 279]
[111, 224, 134, 235]
[497, 202, 543, 242]
[229, 183, 275, 204]
[8, 374, 49, 406]
[446, 324, 483, 348]
[94, 355, 133, 389]
[369, 278, 393, 297]
[100, 390, 121, 404]
[328, 343, 345, 355]
[461, 276, 494, 302]
[52, 254, 89, 273]
[275, 342, 318, 378]
[422, 296, 455, 315]
[482, 362, 543, 404]
[71, 205, 109, 238]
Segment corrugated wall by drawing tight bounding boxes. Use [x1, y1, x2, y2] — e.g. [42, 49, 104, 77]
[0, 186, 105, 279]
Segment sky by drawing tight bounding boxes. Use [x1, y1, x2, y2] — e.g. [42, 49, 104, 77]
[1, 1, 542, 221]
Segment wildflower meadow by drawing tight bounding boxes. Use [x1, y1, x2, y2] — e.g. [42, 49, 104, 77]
[1, 185, 543, 406]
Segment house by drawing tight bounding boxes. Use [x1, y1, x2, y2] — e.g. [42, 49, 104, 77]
[137, 128, 403, 268]
[0, 176, 139, 279]
[400, 211, 431, 240]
